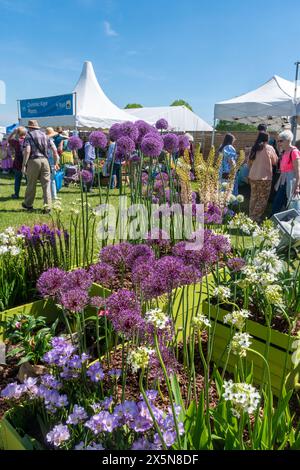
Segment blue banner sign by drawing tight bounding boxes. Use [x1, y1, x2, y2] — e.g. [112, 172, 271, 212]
[20, 94, 74, 118]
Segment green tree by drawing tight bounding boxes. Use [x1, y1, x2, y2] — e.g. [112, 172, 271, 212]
[170, 99, 193, 112]
[124, 103, 143, 109]
[216, 120, 257, 132]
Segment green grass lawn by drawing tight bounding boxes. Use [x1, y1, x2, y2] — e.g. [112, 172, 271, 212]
[0, 174, 120, 232]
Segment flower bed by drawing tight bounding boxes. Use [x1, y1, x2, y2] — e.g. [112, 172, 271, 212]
[202, 301, 294, 396]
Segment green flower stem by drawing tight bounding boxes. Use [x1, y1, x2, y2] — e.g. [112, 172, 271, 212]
[139, 368, 167, 450]
[154, 333, 182, 449]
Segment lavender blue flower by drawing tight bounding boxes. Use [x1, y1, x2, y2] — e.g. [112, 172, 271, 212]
[46, 424, 70, 448]
[85, 411, 119, 434]
[66, 405, 88, 425]
[87, 361, 105, 383]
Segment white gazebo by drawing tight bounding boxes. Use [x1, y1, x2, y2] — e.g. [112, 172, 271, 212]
[214, 75, 300, 132]
[126, 105, 212, 132]
[19, 61, 138, 129]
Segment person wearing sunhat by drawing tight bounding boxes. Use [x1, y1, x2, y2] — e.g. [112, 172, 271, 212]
[22, 120, 57, 213]
[45, 127, 60, 200]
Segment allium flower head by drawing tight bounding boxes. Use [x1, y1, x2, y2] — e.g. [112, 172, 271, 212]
[155, 118, 168, 130]
[227, 257, 246, 272]
[213, 285, 231, 301]
[192, 314, 212, 331]
[141, 135, 164, 157]
[145, 308, 169, 330]
[109, 123, 121, 142]
[236, 194, 244, 203]
[264, 284, 283, 306]
[79, 169, 93, 184]
[119, 121, 139, 142]
[68, 135, 83, 150]
[231, 332, 252, 357]
[223, 309, 251, 330]
[223, 380, 260, 418]
[163, 133, 179, 153]
[89, 262, 116, 286]
[178, 134, 190, 150]
[229, 213, 258, 235]
[116, 136, 136, 156]
[253, 249, 282, 275]
[127, 347, 154, 373]
[63, 268, 93, 291]
[60, 289, 89, 312]
[37, 268, 67, 298]
[89, 131, 108, 149]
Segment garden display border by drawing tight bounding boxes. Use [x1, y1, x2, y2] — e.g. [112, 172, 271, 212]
[202, 301, 297, 396]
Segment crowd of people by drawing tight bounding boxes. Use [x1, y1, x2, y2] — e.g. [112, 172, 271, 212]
[218, 124, 300, 222]
[1, 119, 300, 222]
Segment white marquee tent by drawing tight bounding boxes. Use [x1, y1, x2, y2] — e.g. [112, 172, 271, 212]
[20, 61, 138, 129]
[214, 75, 300, 130]
[126, 105, 213, 132]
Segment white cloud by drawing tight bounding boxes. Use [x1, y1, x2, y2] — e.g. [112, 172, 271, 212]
[103, 21, 118, 37]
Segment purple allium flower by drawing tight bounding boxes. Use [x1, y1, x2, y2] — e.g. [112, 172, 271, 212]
[87, 361, 104, 383]
[1, 382, 25, 399]
[130, 152, 141, 163]
[135, 120, 152, 145]
[46, 424, 70, 448]
[116, 136, 136, 156]
[90, 296, 105, 308]
[204, 203, 223, 225]
[163, 134, 179, 153]
[227, 257, 246, 272]
[85, 411, 119, 434]
[60, 289, 89, 312]
[109, 123, 122, 142]
[125, 244, 155, 269]
[178, 134, 190, 150]
[79, 169, 93, 184]
[119, 121, 139, 142]
[37, 268, 67, 298]
[155, 118, 168, 130]
[210, 233, 231, 255]
[132, 260, 154, 287]
[110, 308, 145, 338]
[66, 405, 88, 425]
[99, 242, 133, 271]
[68, 135, 83, 151]
[106, 289, 140, 317]
[89, 262, 116, 286]
[141, 134, 164, 157]
[89, 131, 108, 149]
[63, 268, 93, 291]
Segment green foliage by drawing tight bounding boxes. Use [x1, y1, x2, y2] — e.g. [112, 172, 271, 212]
[124, 103, 143, 109]
[0, 314, 57, 365]
[216, 120, 257, 132]
[170, 99, 193, 111]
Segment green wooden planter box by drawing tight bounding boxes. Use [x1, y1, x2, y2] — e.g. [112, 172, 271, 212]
[0, 415, 37, 450]
[202, 301, 296, 396]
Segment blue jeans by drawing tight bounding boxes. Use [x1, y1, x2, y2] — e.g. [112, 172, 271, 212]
[272, 184, 287, 215]
[13, 169, 22, 197]
[111, 163, 121, 189]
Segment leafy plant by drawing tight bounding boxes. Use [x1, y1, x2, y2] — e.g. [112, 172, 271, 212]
[0, 314, 57, 365]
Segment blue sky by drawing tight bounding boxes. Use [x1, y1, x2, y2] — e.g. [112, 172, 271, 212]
[0, 0, 300, 126]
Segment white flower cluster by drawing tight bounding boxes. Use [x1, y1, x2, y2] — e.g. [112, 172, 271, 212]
[223, 380, 261, 418]
[127, 347, 154, 373]
[264, 284, 284, 307]
[192, 314, 212, 330]
[253, 249, 283, 276]
[228, 194, 244, 204]
[145, 308, 169, 330]
[291, 334, 300, 367]
[228, 213, 258, 235]
[223, 309, 251, 330]
[0, 227, 24, 257]
[213, 285, 231, 302]
[231, 332, 252, 357]
[253, 223, 281, 248]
